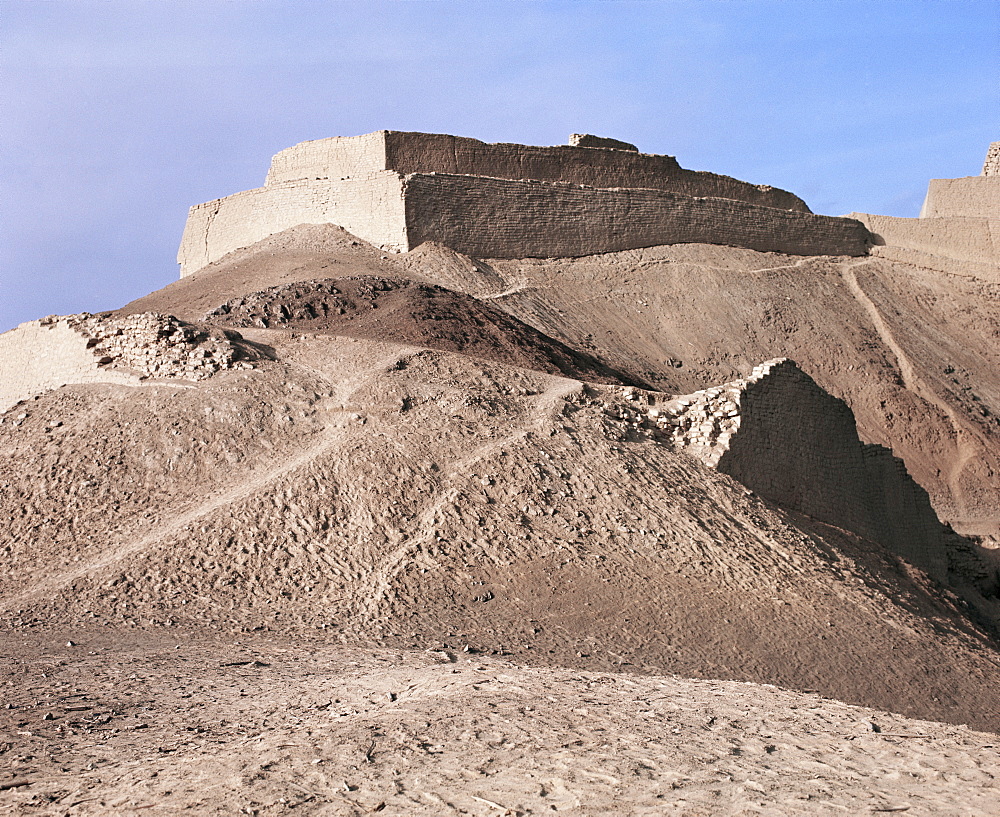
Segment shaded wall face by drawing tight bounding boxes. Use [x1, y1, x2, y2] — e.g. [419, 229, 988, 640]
[385, 132, 812, 211]
[402, 173, 868, 259]
[717, 365, 883, 542]
[263, 131, 811, 212]
[716, 364, 945, 577]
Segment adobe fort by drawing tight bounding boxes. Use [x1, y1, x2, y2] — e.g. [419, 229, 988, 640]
[851, 141, 1000, 280]
[177, 131, 873, 276]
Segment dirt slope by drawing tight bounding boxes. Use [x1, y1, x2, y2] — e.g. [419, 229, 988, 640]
[3, 332, 999, 733]
[202, 275, 640, 386]
[477, 248, 1000, 538]
[124, 226, 1000, 537]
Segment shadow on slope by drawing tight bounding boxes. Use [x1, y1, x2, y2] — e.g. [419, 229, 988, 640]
[203, 276, 645, 387]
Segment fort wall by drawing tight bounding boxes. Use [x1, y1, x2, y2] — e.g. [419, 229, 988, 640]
[919, 176, 1000, 219]
[265, 131, 812, 212]
[178, 172, 407, 276]
[0, 313, 256, 413]
[179, 130, 868, 277]
[402, 173, 870, 259]
[652, 359, 946, 577]
[0, 319, 138, 414]
[982, 141, 999, 176]
[849, 213, 1000, 269]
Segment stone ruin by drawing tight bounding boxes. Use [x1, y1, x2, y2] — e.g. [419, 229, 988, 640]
[0, 312, 261, 413]
[983, 141, 1000, 177]
[608, 359, 945, 578]
[177, 130, 872, 276]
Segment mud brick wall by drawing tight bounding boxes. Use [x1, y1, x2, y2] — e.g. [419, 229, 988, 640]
[403, 174, 870, 259]
[983, 142, 1000, 177]
[0, 313, 254, 413]
[178, 172, 407, 276]
[0, 319, 138, 414]
[919, 176, 1000, 219]
[266, 131, 812, 212]
[850, 213, 1000, 269]
[655, 359, 944, 575]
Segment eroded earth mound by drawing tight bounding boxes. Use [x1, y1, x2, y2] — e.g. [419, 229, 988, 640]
[4, 221, 1000, 814]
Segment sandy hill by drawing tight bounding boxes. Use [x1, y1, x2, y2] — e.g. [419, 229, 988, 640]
[3, 169, 1000, 811]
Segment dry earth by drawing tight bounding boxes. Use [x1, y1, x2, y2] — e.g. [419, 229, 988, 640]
[3, 224, 1000, 814]
[2, 631, 998, 816]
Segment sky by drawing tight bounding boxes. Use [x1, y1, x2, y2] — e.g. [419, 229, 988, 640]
[2, 0, 997, 333]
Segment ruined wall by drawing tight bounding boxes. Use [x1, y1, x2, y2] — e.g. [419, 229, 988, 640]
[403, 174, 870, 259]
[0, 313, 257, 413]
[177, 172, 407, 276]
[264, 131, 812, 212]
[850, 212, 1000, 271]
[648, 359, 946, 576]
[0, 319, 138, 414]
[568, 134, 638, 151]
[919, 176, 1000, 219]
[982, 142, 1000, 176]
[265, 132, 387, 185]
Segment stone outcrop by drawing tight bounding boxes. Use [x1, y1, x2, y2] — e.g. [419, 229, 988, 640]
[178, 131, 871, 276]
[0, 312, 259, 413]
[615, 359, 946, 577]
[853, 142, 1000, 281]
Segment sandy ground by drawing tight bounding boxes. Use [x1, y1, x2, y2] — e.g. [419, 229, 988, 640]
[2, 629, 998, 817]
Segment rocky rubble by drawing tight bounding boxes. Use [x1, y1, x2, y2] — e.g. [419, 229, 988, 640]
[52, 311, 261, 380]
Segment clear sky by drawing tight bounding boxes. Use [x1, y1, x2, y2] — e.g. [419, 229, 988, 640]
[2, 0, 997, 333]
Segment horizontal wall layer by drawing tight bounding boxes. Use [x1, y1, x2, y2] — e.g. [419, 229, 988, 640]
[403, 174, 870, 259]
[177, 172, 407, 277]
[266, 131, 812, 213]
[919, 176, 1000, 219]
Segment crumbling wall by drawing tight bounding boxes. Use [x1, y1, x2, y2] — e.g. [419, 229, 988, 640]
[403, 174, 870, 259]
[568, 134, 639, 151]
[982, 141, 1000, 177]
[645, 359, 945, 576]
[0, 313, 257, 413]
[265, 132, 387, 185]
[177, 172, 407, 276]
[0, 319, 138, 414]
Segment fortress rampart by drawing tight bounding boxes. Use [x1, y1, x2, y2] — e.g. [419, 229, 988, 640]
[852, 141, 1000, 281]
[265, 131, 812, 211]
[178, 131, 871, 277]
[644, 359, 945, 577]
[402, 173, 870, 260]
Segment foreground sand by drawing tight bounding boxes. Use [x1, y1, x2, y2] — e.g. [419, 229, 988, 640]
[1, 628, 997, 816]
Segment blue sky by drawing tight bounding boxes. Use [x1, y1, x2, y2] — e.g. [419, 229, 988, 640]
[2, 0, 997, 333]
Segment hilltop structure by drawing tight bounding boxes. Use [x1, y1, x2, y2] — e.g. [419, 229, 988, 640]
[177, 131, 871, 276]
[852, 141, 1000, 280]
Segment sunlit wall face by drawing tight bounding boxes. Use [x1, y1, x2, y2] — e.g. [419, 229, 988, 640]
[2, 0, 997, 333]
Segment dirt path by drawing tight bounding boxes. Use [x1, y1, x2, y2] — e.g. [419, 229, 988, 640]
[0, 347, 409, 612]
[841, 260, 979, 521]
